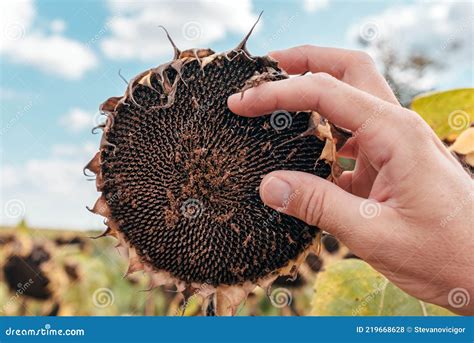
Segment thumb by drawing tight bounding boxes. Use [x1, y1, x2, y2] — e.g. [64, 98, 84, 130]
[259, 170, 378, 243]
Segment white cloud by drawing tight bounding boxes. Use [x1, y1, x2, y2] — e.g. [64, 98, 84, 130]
[1, 142, 103, 230]
[59, 108, 97, 132]
[101, 0, 259, 60]
[303, 0, 329, 13]
[50, 19, 66, 34]
[0, 0, 98, 79]
[1, 165, 22, 188]
[348, 1, 473, 89]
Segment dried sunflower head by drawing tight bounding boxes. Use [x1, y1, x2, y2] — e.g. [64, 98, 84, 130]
[85, 15, 348, 315]
[3, 244, 52, 301]
[1, 234, 67, 309]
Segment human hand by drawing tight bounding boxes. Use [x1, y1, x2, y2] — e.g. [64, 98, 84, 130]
[228, 45, 474, 315]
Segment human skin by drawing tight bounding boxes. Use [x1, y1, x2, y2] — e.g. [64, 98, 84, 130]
[227, 45, 474, 315]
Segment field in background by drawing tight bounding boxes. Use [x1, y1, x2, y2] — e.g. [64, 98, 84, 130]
[0, 223, 311, 316]
[1, 221, 456, 316]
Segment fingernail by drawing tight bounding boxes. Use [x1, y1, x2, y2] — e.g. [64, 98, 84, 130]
[227, 93, 241, 103]
[260, 176, 292, 209]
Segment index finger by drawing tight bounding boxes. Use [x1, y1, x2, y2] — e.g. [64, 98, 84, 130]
[227, 72, 396, 133]
[270, 45, 399, 105]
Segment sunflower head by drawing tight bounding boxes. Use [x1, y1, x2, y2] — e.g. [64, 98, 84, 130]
[85, 14, 348, 315]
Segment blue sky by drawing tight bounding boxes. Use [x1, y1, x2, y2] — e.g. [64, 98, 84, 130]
[1, 0, 472, 230]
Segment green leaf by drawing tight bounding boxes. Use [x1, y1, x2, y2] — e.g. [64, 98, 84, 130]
[411, 88, 474, 140]
[311, 259, 454, 316]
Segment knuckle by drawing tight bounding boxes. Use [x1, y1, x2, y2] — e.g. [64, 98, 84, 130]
[299, 187, 325, 227]
[309, 72, 337, 86]
[300, 44, 315, 52]
[404, 109, 425, 124]
[392, 110, 439, 162]
[402, 110, 434, 140]
[350, 51, 375, 66]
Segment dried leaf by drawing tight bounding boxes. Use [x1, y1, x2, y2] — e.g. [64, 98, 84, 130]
[411, 88, 474, 140]
[449, 127, 474, 155]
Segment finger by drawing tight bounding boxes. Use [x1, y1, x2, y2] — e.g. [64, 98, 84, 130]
[228, 72, 396, 132]
[350, 155, 378, 198]
[259, 170, 383, 245]
[337, 171, 353, 193]
[270, 46, 399, 104]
